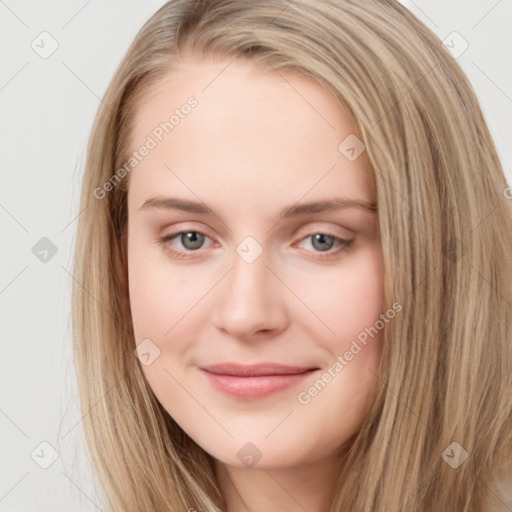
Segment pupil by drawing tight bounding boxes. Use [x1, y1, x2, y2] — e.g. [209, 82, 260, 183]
[183, 232, 203, 249]
[313, 234, 334, 252]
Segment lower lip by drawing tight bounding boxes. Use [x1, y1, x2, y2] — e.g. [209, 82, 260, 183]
[201, 369, 318, 399]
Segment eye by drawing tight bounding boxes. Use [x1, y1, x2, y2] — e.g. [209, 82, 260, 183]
[158, 230, 213, 258]
[297, 233, 354, 259]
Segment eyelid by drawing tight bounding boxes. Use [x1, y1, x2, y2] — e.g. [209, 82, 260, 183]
[161, 221, 353, 244]
[159, 222, 215, 240]
[293, 221, 354, 240]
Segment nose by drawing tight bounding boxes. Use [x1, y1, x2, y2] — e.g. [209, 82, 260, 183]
[210, 246, 289, 341]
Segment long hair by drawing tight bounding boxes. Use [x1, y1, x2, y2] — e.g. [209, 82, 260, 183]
[72, 1, 512, 510]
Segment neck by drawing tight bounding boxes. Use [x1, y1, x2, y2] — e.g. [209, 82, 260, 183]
[215, 451, 343, 512]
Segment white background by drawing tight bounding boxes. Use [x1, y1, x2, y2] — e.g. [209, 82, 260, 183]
[0, 1, 510, 510]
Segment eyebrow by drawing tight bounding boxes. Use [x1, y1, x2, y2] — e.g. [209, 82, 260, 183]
[140, 196, 377, 218]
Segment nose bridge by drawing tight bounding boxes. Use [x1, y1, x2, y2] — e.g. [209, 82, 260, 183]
[227, 237, 272, 307]
[220, 229, 268, 287]
[211, 235, 287, 338]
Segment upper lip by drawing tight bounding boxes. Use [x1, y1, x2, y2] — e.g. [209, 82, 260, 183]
[200, 363, 319, 377]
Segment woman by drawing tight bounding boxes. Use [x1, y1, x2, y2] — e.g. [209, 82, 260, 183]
[72, 0, 512, 510]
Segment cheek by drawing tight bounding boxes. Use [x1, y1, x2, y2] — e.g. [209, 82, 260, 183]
[127, 232, 199, 343]
[128, 259, 169, 342]
[297, 246, 385, 343]
[341, 250, 384, 334]
[291, 251, 385, 445]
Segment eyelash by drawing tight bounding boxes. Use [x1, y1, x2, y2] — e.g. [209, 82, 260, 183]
[158, 229, 354, 260]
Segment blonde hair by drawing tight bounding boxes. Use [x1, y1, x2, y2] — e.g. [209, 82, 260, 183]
[72, 0, 512, 510]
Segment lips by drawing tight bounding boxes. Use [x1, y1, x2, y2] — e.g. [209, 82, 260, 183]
[200, 363, 318, 377]
[199, 363, 319, 399]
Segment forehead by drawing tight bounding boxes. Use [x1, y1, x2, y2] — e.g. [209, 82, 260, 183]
[126, 57, 375, 216]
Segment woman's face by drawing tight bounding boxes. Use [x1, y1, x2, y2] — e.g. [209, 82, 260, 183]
[126, 56, 385, 470]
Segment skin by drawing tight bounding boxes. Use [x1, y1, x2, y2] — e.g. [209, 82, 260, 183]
[126, 55, 385, 512]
